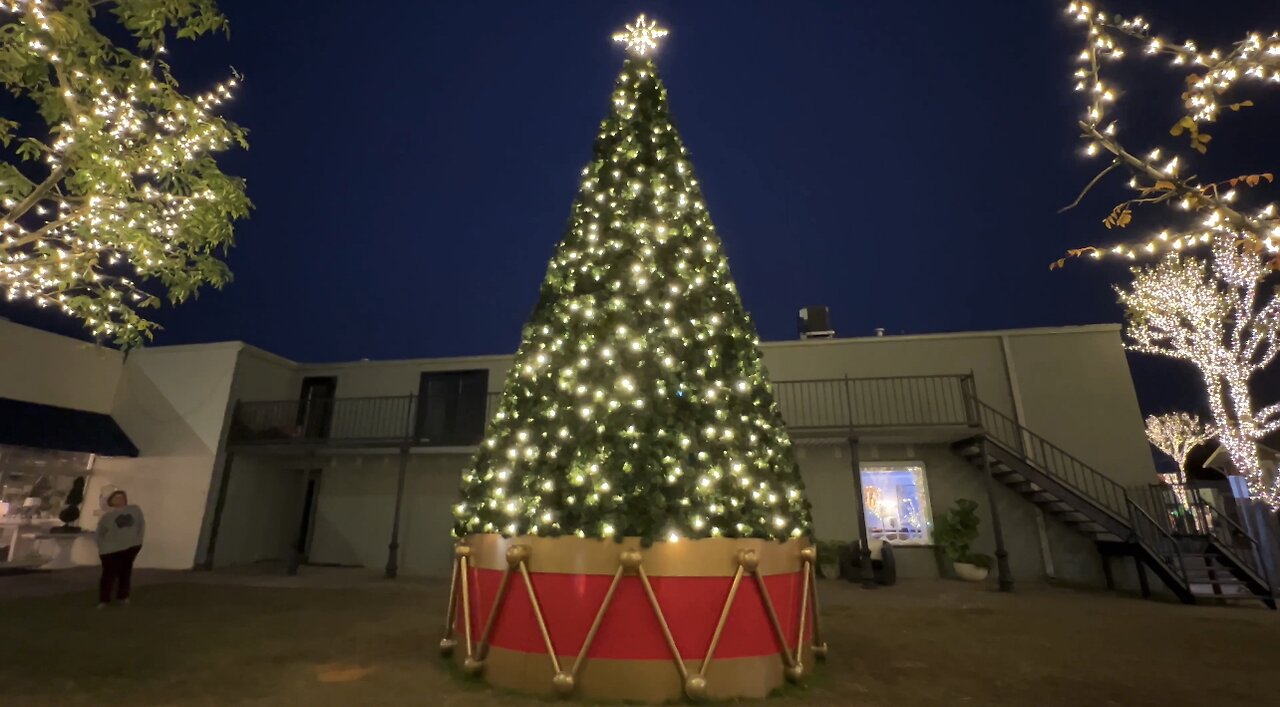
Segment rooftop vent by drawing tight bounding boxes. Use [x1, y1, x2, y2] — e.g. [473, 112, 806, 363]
[798, 306, 834, 340]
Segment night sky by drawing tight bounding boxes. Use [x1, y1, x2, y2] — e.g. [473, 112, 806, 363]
[6, 1, 1280, 417]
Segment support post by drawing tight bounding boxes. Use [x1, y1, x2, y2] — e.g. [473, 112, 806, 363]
[1100, 548, 1115, 591]
[1135, 555, 1151, 598]
[847, 437, 877, 589]
[961, 371, 979, 426]
[200, 449, 236, 571]
[386, 446, 410, 579]
[385, 395, 416, 579]
[980, 439, 1014, 592]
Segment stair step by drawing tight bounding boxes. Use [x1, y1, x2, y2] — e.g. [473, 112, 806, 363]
[1191, 592, 1268, 600]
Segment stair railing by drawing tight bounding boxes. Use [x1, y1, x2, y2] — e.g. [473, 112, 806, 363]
[1199, 500, 1275, 596]
[1126, 498, 1189, 586]
[964, 394, 1130, 522]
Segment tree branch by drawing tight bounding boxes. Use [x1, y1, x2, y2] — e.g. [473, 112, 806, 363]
[2, 164, 68, 225]
[1060, 160, 1120, 213]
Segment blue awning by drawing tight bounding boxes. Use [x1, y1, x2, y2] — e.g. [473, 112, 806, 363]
[0, 397, 138, 457]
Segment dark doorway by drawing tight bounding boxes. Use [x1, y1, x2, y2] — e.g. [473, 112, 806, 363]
[297, 377, 336, 439]
[416, 370, 489, 446]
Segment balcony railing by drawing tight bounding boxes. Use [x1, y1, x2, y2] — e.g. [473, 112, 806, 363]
[227, 374, 979, 449]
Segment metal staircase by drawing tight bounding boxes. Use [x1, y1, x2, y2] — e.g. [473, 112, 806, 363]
[953, 397, 1276, 609]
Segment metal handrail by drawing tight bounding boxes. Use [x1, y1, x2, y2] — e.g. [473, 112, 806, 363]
[771, 375, 974, 430]
[230, 392, 503, 446]
[1127, 498, 1188, 585]
[1200, 500, 1275, 595]
[230, 375, 978, 446]
[967, 396, 1129, 522]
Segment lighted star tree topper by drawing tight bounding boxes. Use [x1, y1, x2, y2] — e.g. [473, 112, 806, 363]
[453, 15, 814, 544]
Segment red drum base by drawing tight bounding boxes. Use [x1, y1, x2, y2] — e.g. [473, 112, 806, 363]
[439, 534, 827, 702]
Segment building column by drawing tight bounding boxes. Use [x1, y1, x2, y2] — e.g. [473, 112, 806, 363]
[980, 439, 1014, 592]
[385, 447, 410, 579]
[847, 437, 877, 589]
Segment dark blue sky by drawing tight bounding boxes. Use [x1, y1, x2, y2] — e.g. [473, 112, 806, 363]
[7, 1, 1280, 415]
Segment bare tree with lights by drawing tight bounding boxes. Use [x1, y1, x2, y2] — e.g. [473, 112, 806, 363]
[1146, 411, 1217, 482]
[1118, 245, 1280, 506]
[0, 0, 249, 348]
[1145, 412, 1216, 525]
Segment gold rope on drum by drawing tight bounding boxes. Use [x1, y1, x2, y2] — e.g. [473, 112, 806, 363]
[439, 551, 461, 657]
[636, 561, 690, 685]
[683, 549, 750, 701]
[505, 545, 574, 695]
[570, 565, 624, 680]
[804, 546, 828, 660]
[751, 567, 800, 681]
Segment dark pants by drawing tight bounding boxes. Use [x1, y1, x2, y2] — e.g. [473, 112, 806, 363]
[99, 545, 142, 603]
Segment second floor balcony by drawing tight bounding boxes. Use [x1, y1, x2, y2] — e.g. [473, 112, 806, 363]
[227, 374, 983, 452]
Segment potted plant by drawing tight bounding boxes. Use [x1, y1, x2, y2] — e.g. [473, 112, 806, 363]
[933, 498, 992, 582]
[814, 539, 848, 579]
[52, 477, 87, 534]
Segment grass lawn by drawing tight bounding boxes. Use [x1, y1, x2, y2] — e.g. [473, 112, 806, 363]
[1, 572, 1277, 706]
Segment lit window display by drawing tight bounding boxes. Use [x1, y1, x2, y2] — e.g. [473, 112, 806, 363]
[861, 463, 932, 545]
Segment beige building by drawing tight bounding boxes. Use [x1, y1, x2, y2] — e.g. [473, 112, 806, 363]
[4, 316, 1196, 599]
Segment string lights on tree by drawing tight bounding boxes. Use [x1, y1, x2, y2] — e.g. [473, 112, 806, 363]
[1055, 2, 1280, 268]
[1117, 246, 1280, 507]
[0, 0, 249, 347]
[452, 14, 813, 544]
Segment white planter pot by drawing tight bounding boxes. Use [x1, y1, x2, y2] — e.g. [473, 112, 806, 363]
[953, 561, 989, 582]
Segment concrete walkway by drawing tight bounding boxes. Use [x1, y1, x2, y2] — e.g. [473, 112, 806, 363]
[0, 563, 413, 601]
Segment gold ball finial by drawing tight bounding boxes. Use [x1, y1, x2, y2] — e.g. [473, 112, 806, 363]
[684, 674, 709, 701]
[552, 671, 575, 696]
[799, 546, 817, 563]
[506, 544, 531, 568]
[619, 548, 643, 571]
[455, 544, 471, 558]
[784, 663, 805, 683]
[612, 14, 669, 56]
[737, 548, 759, 572]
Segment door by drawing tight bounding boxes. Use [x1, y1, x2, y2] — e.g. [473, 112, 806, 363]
[297, 377, 337, 439]
[415, 370, 489, 446]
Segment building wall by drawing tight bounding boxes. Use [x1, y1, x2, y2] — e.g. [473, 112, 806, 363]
[761, 334, 1017, 416]
[75, 343, 242, 569]
[305, 452, 470, 576]
[1005, 328, 1156, 486]
[0, 319, 122, 413]
[193, 345, 302, 567]
[212, 457, 306, 568]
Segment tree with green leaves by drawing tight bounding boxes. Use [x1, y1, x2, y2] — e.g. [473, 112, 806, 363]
[0, 0, 248, 347]
[453, 17, 813, 544]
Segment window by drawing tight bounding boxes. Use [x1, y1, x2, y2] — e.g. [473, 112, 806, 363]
[416, 370, 490, 446]
[860, 463, 933, 545]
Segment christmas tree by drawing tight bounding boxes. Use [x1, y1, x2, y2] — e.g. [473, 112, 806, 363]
[453, 16, 813, 544]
